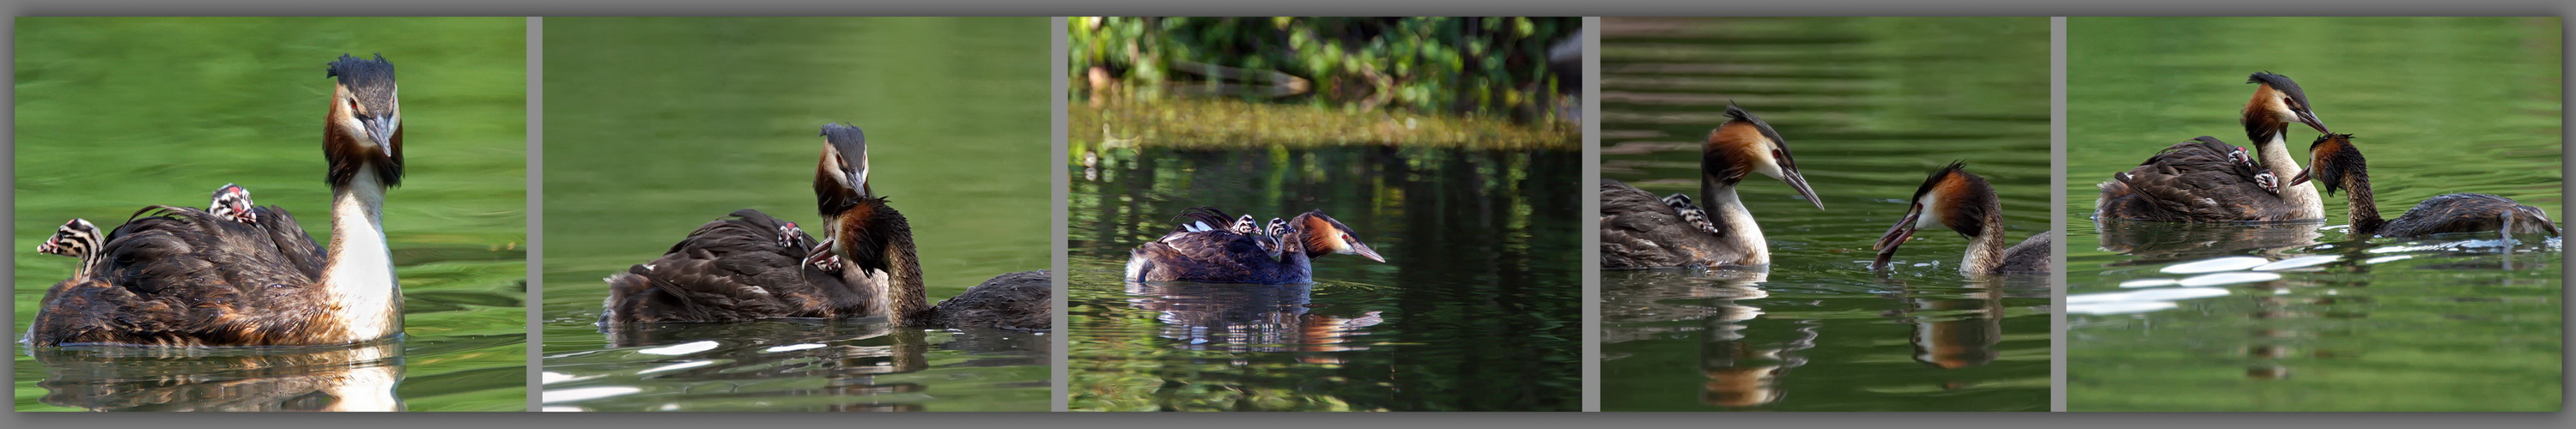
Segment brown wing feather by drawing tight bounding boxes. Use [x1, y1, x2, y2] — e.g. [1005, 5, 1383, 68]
[923, 269, 1052, 331]
[1996, 233, 2053, 273]
[2097, 138, 2303, 221]
[1600, 179, 1735, 269]
[30, 206, 331, 347]
[1129, 229, 1309, 283]
[2379, 193, 2561, 238]
[603, 208, 867, 323]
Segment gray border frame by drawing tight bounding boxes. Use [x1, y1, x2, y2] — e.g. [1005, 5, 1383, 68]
[2048, 15, 2069, 414]
[1578, 15, 1603, 414]
[524, 15, 545, 413]
[1049, 15, 1072, 414]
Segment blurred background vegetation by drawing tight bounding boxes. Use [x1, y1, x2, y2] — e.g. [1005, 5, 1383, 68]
[1070, 17, 1580, 148]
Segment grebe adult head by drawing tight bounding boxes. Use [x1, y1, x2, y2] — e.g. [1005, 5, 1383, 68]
[815, 123, 872, 212]
[1295, 211, 1386, 263]
[2287, 133, 2360, 190]
[1876, 162, 1996, 255]
[2292, 133, 2383, 234]
[806, 123, 872, 269]
[325, 53, 402, 189]
[2244, 72, 2330, 143]
[1705, 104, 1823, 210]
[1874, 161, 2046, 274]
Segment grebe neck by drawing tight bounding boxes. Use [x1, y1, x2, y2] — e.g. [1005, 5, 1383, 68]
[321, 166, 401, 342]
[1963, 217, 2009, 274]
[2255, 132, 2322, 219]
[2340, 169, 2385, 236]
[1703, 176, 1767, 266]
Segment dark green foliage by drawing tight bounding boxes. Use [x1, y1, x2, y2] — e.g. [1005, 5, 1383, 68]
[1072, 17, 1579, 124]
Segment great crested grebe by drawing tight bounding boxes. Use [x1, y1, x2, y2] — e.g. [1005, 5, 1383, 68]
[27, 54, 403, 347]
[2097, 72, 2332, 222]
[2293, 133, 2560, 238]
[1871, 162, 2051, 274]
[604, 124, 1051, 331]
[1124, 207, 1384, 284]
[1601, 104, 1822, 269]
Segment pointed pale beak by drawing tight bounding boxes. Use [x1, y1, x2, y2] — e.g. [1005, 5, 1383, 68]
[2295, 110, 2329, 135]
[360, 115, 395, 157]
[1871, 204, 1923, 269]
[1350, 242, 1386, 263]
[2287, 169, 2312, 187]
[1781, 166, 1825, 210]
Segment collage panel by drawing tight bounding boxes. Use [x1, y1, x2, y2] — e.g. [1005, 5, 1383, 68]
[11, 17, 530, 411]
[2066, 17, 2563, 412]
[1065, 17, 1584, 411]
[1595, 17, 2054, 412]
[536, 17, 1053, 412]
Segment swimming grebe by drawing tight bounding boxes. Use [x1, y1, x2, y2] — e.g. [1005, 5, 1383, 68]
[27, 54, 404, 347]
[1125, 207, 1384, 284]
[2293, 133, 2560, 238]
[1601, 104, 1822, 269]
[2096, 72, 2331, 222]
[604, 124, 1051, 331]
[1871, 162, 2051, 274]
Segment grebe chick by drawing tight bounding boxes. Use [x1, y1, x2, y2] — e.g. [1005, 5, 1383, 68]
[2293, 133, 2559, 238]
[1873, 162, 2051, 274]
[28, 54, 402, 347]
[35, 219, 106, 278]
[1126, 207, 1385, 284]
[210, 184, 258, 224]
[1262, 217, 1291, 260]
[1601, 104, 1823, 269]
[2096, 72, 2332, 221]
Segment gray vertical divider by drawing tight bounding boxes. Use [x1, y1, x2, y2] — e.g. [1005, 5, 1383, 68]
[1579, 15, 1603, 414]
[1049, 16, 1073, 414]
[2049, 15, 2070, 414]
[523, 15, 545, 413]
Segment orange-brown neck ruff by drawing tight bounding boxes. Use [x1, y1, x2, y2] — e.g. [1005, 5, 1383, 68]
[832, 198, 886, 273]
[2241, 86, 2283, 147]
[1299, 214, 1342, 257]
[1703, 121, 1768, 184]
[1934, 172, 1996, 239]
[324, 88, 402, 190]
[829, 196, 929, 323]
[2308, 134, 2382, 234]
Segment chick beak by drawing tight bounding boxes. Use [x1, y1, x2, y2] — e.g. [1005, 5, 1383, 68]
[1780, 166, 1824, 210]
[1872, 204, 1923, 269]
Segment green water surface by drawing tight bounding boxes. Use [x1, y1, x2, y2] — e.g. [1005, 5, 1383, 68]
[2065, 17, 2563, 412]
[11, 17, 528, 412]
[537, 17, 1052, 412]
[1066, 137, 1583, 411]
[1596, 17, 2054, 412]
